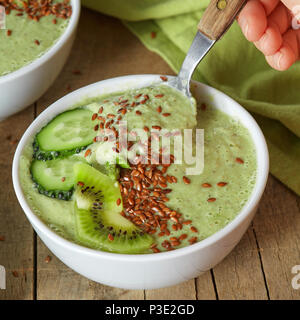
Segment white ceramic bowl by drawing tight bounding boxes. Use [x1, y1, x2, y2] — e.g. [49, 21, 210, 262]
[12, 75, 269, 290]
[0, 0, 80, 121]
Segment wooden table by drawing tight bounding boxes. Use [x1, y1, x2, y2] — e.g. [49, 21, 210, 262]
[1, 8, 300, 300]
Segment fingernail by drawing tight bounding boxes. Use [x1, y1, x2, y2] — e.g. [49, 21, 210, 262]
[259, 33, 267, 51]
[240, 18, 249, 38]
[276, 52, 283, 70]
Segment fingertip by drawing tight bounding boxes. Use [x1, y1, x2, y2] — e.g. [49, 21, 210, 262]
[238, 0, 267, 41]
[266, 46, 297, 71]
[254, 25, 282, 56]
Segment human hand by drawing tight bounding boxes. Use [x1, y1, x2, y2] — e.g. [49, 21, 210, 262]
[237, 0, 300, 70]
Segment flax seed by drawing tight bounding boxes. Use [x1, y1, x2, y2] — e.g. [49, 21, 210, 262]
[202, 183, 212, 188]
[160, 223, 167, 231]
[236, 157, 244, 164]
[171, 216, 179, 223]
[98, 116, 105, 122]
[179, 234, 188, 241]
[171, 176, 177, 183]
[183, 176, 191, 184]
[84, 149, 91, 157]
[190, 226, 198, 233]
[171, 240, 181, 246]
[152, 125, 161, 130]
[45, 255, 51, 263]
[189, 237, 197, 244]
[12, 271, 19, 277]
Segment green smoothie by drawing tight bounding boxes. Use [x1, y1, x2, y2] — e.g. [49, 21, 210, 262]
[19, 84, 257, 253]
[0, 0, 71, 76]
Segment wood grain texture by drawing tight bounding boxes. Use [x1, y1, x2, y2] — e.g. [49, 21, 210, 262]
[253, 176, 300, 300]
[37, 239, 144, 300]
[198, 0, 247, 40]
[212, 227, 268, 300]
[0, 106, 35, 300]
[145, 280, 196, 300]
[196, 272, 217, 300]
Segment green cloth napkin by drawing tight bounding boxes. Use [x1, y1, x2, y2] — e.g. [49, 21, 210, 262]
[83, 0, 300, 195]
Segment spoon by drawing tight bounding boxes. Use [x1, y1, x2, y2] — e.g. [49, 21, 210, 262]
[167, 0, 247, 97]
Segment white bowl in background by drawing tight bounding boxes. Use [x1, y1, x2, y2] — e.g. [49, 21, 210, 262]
[0, 0, 80, 121]
[12, 75, 269, 290]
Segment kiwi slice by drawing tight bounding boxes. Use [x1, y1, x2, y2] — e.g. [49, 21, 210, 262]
[73, 163, 153, 254]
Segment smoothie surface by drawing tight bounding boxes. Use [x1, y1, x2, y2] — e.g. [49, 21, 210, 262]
[0, 0, 71, 76]
[19, 84, 257, 253]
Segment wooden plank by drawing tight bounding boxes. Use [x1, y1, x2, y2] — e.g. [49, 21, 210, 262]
[253, 175, 300, 300]
[37, 240, 143, 300]
[146, 280, 196, 300]
[35, 8, 201, 299]
[196, 272, 217, 300]
[212, 227, 268, 300]
[145, 271, 217, 300]
[0, 106, 35, 300]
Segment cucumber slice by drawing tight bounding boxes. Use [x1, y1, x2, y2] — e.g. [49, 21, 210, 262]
[33, 108, 95, 160]
[31, 157, 83, 200]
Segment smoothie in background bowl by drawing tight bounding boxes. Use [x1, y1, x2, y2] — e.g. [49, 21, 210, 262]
[0, 0, 80, 120]
[13, 75, 269, 289]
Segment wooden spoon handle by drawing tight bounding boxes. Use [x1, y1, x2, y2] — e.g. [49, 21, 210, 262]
[198, 0, 247, 40]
